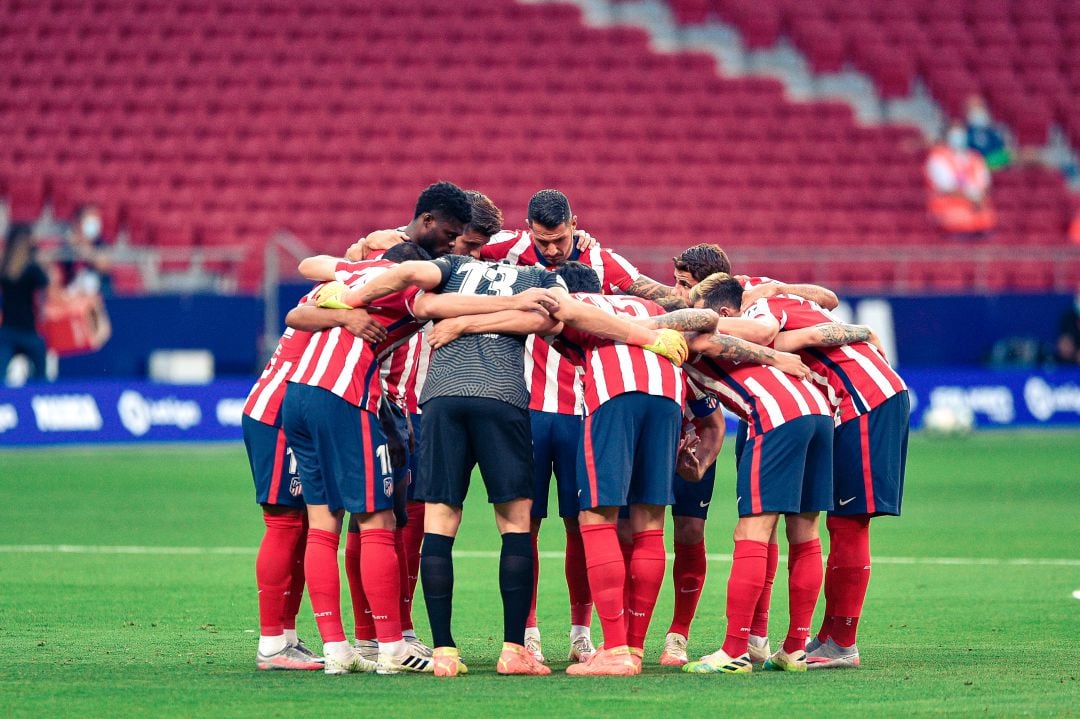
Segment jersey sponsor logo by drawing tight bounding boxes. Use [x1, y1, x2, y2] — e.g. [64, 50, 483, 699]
[215, 398, 246, 427]
[838, 497, 856, 506]
[117, 390, 202, 437]
[31, 394, 103, 432]
[0, 404, 17, 433]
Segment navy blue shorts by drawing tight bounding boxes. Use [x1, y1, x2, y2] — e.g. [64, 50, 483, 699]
[831, 391, 910, 517]
[281, 384, 394, 515]
[530, 409, 583, 519]
[672, 461, 717, 519]
[243, 414, 305, 509]
[734, 415, 834, 517]
[578, 392, 681, 511]
[417, 396, 533, 506]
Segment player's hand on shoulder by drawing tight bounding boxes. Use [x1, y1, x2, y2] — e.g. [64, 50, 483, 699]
[739, 282, 781, 311]
[775, 350, 811, 380]
[573, 230, 598, 251]
[514, 287, 560, 315]
[358, 229, 409, 258]
[427, 318, 466, 349]
[340, 308, 388, 343]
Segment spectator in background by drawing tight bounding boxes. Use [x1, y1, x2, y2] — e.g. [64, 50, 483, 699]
[1056, 288, 1080, 366]
[0, 223, 50, 383]
[964, 95, 1011, 170]
[59, 203, 112, 295]
[925, 122, 997, 237]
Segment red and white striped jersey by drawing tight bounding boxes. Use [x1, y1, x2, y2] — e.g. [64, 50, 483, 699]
[483, 230, 640, 415]
[557, 293, 685, 415]
[482, 230, 640, 294]
[243, 286, 319, 426]
[746, 296, 907, 423]
[380, 327, 433, 414]
[684, 356, 832, 440]
[288, 259, 424, 412]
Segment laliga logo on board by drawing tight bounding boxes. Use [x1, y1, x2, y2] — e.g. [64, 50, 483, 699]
[117, 390, 202, 437]
[928, 384, 1014, 423]
[0, 403, 17, 433]
[1023, 377, 1080, 422]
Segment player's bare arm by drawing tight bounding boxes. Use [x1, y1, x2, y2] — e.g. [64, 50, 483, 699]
[626, 275, 688, 310]
[772, 322, 874, 352]
[297, 255, 340, 281]
[284, 304, 388, 344]
[689, 331, 812, 379]
[739, 280, 840, 311]
[427, 310, 564, 349]
[713, 314, 780, 345]
[410, 287, 559, 322]
[638, 308, 719, 334]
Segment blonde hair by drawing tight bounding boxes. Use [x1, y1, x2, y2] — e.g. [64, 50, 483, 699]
[689, 272, 742, 310]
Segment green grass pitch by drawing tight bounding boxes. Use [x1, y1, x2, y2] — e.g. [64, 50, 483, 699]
[1, 431, 1078, 717]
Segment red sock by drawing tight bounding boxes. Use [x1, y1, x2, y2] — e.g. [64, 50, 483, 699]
[668, 539, 707, 637]
[619, 539, 634, 623]
[360, 528, 403, 643]
[305, 528, 346, 643]
[344, 530, 375, 640]
[626, 529, 666, 650]
[565, 527, 593, 626]
[579, 523, 628, 648]
[395, 528, 413, 631]
[720, 540, 768, 658]
[403, 501, 425, 607]
[750, 542, 779, 637]
[526, 529, 540, 628]
[256, 512, 305, 636]
[784, 539, 823, 654]
[282, 517, 307, 631]
[823, 515, 872, 647]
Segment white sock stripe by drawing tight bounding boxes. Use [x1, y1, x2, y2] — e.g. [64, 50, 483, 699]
[0, 544, 1076, 567]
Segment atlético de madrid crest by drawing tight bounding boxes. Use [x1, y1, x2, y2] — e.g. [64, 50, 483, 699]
[289, 478, 303, 497]
[383, 477, 393, 498]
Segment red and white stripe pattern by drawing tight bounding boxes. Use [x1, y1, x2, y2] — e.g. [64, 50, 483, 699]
[380, 328, 433, 414]
[747, 296, 907, 423]
[243, 286, 321, 425]
[560, 293, 685, 415]
[684, 357, 831, 440]
[289, 260, 423, 412]
[482, 230, 640, 294]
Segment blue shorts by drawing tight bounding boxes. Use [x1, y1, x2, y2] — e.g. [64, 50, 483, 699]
[831, 391, 910, 517]
[530, 409, 583, 519]
[734, 415, 834, 517]
[672, 461, 717, 520]
[406, 412, 423, 501]
[281, 384, 394, 515]
[578, 392, 681, 511]
[243, 414, 305, 509]
[378, 400, 410, 526]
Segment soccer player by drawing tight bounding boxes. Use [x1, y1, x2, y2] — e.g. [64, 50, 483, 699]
[244, 283, 387, 671]
[319, 254, 690, 677]
[480, 189, 685, 663]
[746, 288, 909, 670]
[679, 273, 837, 674]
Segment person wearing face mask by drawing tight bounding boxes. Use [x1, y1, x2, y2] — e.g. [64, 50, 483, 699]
[925, 121, 997, 236]
[60, 203, 112, 296]
[964, 95, 1011, 171]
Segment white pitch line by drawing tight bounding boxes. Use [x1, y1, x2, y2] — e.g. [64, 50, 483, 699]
[0, 544, 1077, 567]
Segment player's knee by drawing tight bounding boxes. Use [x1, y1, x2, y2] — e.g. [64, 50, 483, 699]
[673, 516, 705, 544]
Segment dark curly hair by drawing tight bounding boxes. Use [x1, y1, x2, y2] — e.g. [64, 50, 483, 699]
[555, 261, 601, 294]
[414, 181, 472, 224]
[383, 242, 432, 263]
[673, 243, 731, 281]
[527, 189, 572, 229]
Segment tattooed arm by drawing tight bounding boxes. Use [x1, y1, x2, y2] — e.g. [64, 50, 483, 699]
[772, 322, 873, 353]
[689, 331, 812, 379]
[739, 280, 839, 311]
[626, 275, 686, 309]
[637, 308, 719, 334]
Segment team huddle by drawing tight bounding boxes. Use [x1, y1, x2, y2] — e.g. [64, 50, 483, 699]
[241, 182, 909, 677]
